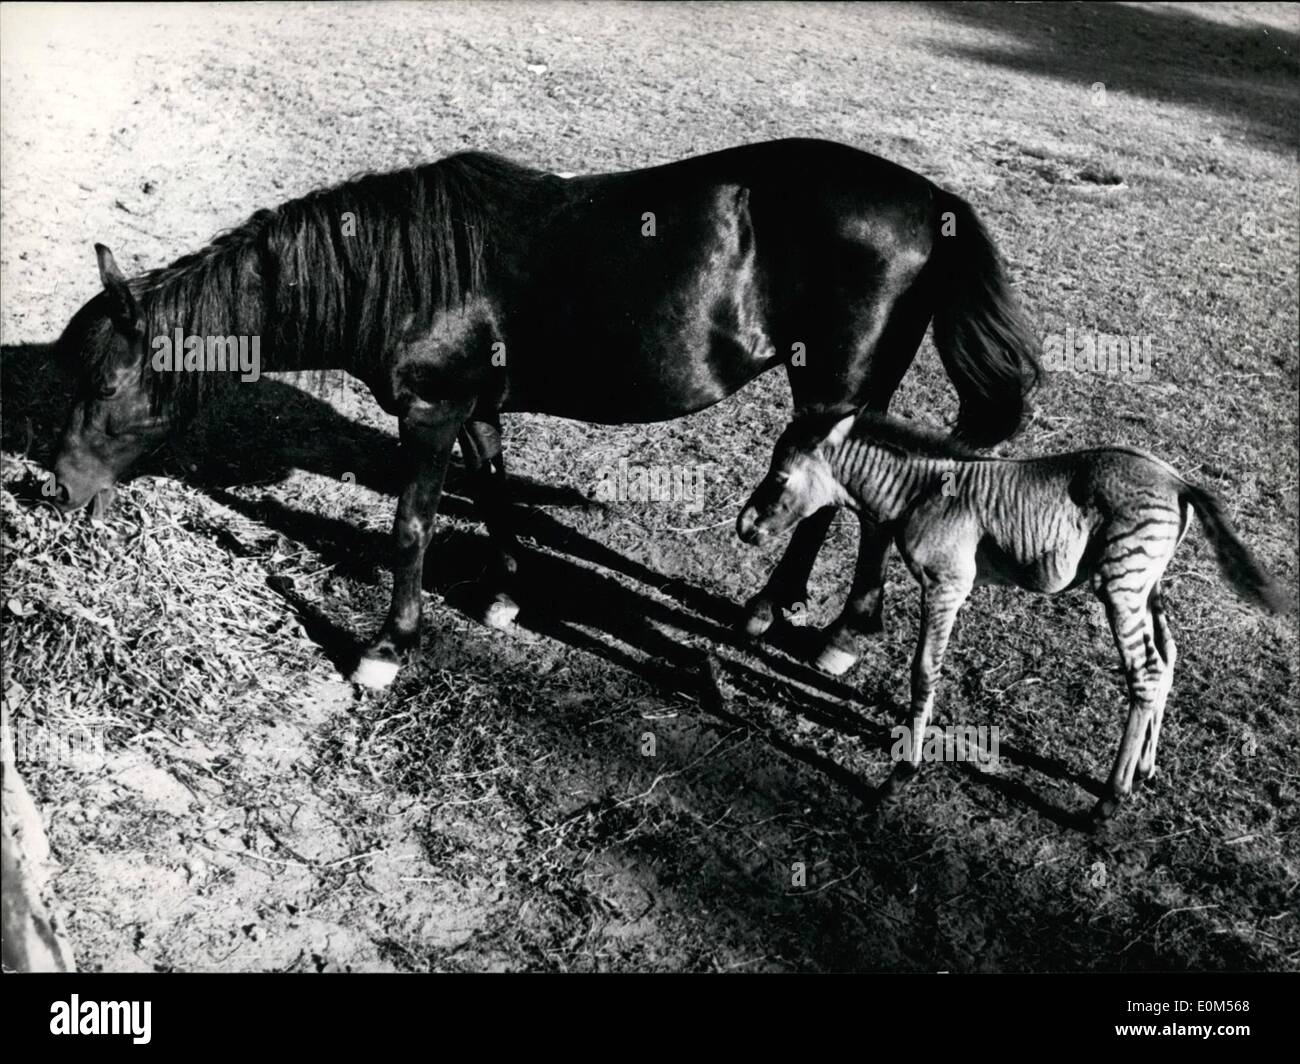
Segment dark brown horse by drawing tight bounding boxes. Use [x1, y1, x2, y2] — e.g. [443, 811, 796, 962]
[48, 138, 1040, 688]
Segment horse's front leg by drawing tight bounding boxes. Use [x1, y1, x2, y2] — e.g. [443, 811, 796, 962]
[814, 516, 891, 676]
[352, 398, 472, 689]
[459, 417, 521, 629]
[740, 505, 836, 638]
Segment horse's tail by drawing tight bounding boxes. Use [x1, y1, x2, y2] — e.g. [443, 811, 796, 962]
[929, 189, 1041, 447]
[1181, 482, 1291, 615]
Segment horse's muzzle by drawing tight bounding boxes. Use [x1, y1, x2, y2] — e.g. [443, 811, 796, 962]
[47, 456, 117, 517]
[47, 482, 116, 518]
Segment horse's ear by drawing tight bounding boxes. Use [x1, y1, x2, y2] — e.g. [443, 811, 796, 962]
[823, 414, 855, 451]
[94, 243, 141, 334]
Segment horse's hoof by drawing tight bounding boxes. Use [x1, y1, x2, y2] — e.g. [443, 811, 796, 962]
[741, 599, 775, 639]
[815, 645, 858, 677]
[483, 595, 520, 631]
[351, 657, 400, 689]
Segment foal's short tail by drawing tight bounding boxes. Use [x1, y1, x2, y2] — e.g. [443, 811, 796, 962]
[930, 189, 1042, 448]
[1182, 483, 1291, 615]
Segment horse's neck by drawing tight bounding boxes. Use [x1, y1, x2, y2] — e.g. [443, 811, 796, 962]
[835, 439, 944, 523]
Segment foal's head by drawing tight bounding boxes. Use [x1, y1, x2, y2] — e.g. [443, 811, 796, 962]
[49, 246, 168, 514]
[736, 413, 854, 544]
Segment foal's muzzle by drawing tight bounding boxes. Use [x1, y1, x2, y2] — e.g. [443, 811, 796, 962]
[736, 505, 764, 544]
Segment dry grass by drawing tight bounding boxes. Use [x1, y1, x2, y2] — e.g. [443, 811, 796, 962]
[2, 457, 317, 755]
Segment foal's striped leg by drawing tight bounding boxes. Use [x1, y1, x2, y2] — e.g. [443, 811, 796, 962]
[1092, 579, 1167, 821]
[901, 575, 973, 774]
[1137, 581, 1177, 784]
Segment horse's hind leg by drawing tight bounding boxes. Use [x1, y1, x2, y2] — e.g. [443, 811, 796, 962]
[352, 397, 474, 689]
[742, 265, 912, 644]
[799, 270, 934, 674]
[1136, 581, 1177, 785]
[814, 515, 891, 676]
[459, 416, 522, 629]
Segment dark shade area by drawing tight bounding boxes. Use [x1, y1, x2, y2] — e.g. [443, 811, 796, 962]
[926, 1, 1299, 152]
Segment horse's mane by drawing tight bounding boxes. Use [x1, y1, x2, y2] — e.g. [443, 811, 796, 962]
[851, 412, 982, 460]
[82, 151, 547, 413]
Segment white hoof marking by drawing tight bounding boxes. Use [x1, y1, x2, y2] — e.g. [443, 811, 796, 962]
[351, 658, 400, 689]
[484, 598, 520, 630]
[816, 646, 857, 677]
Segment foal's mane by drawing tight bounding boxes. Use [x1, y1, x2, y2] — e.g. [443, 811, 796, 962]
[83, 151, 547, 413]
[850, 412, 982, 460]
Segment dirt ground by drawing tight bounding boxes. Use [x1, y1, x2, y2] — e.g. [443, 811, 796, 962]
[1, 1, 1297, 971]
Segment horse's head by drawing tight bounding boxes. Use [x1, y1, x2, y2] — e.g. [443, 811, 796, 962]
[49, 245, 169, 514]
[736, 413, 854, 544]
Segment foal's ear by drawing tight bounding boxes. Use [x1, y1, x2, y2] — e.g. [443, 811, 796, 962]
[94, 243, 141, 335]
[822, 414, 855, 451]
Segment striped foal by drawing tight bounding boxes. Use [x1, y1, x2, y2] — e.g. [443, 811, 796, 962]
[736, 412, 1288, 823]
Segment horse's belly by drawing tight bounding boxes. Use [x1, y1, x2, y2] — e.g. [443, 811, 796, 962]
[499, 179, 776, 421]
[501, 321, 775, 422]
[500, 293, 775, 422]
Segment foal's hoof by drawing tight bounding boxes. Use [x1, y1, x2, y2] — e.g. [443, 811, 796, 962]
[350, 657, 401, 690]
[483, 594, 520, 631]
[1088, 796, 1120, 828]
[881, 762, 919, 798]
[815, 644, 858, 677]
